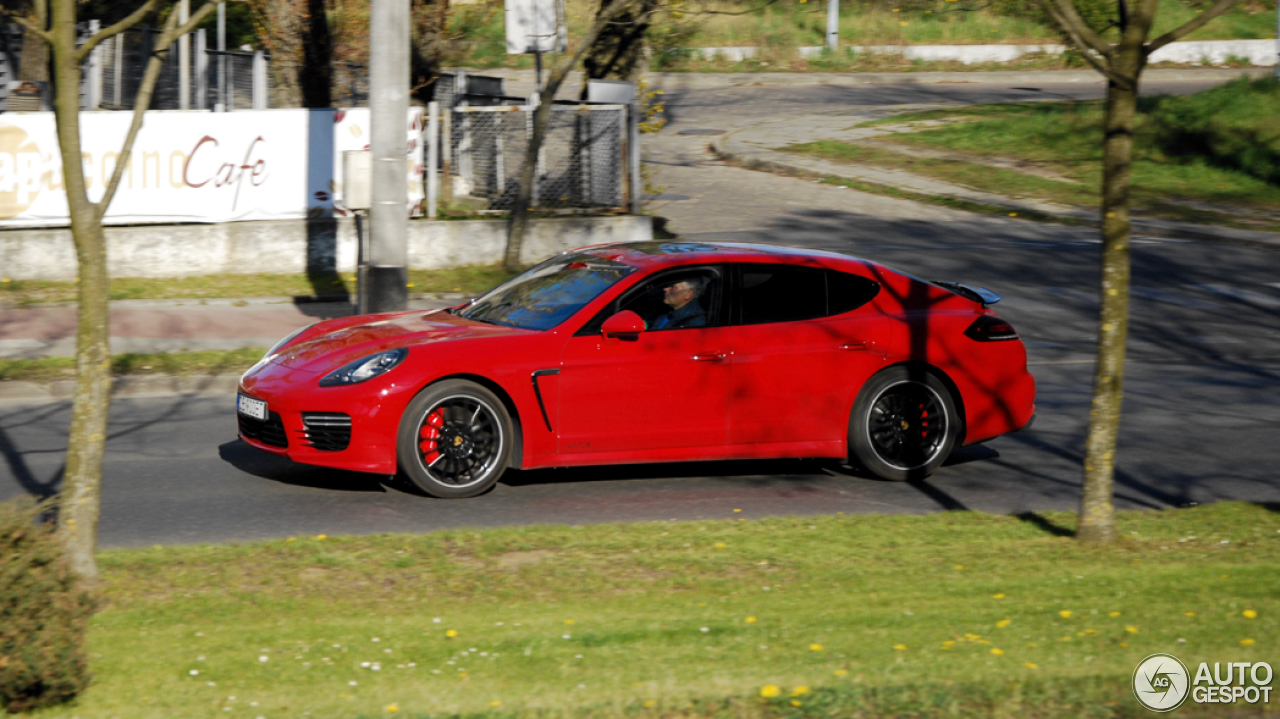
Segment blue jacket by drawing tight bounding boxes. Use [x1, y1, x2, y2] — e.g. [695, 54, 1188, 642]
[651, 300, 706, 330]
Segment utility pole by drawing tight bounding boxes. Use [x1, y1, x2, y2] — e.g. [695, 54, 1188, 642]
[827, 0, 839, 50]
[367, 0, 410, 313]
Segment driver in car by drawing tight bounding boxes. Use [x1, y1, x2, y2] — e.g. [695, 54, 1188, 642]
[651, 277, 707, 330]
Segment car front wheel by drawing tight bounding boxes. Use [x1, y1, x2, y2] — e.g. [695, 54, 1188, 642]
[849, 367, 959, 481]
[397, 380, 513, 498]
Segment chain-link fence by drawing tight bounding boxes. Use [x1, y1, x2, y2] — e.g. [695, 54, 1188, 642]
[333, 61, 369, 107]
[447, 104, 627, 212]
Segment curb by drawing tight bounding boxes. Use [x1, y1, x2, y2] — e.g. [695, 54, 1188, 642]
[0, 375, 241, 402]
[710, 119, 1280, 253]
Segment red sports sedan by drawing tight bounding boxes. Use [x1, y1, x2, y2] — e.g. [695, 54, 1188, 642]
[237, 242, 1035, 498]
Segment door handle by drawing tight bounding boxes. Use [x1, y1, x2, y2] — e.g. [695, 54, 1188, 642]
[692, 352, 727, 362]
[840, 341, 868, 351]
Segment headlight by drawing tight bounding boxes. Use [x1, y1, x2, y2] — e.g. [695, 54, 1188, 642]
[319, 349, 408, 387]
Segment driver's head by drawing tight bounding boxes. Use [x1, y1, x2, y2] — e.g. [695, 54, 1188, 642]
[662, 278, 703, 310]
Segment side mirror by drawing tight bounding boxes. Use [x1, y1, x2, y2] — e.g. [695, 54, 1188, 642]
[601, 310, 646, 339]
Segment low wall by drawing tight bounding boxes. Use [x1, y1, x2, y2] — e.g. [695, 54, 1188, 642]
[0, 215, 654, 281]
[694, 39, 1279, 66]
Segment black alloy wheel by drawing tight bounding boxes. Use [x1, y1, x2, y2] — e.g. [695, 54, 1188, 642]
[849, 367, 959, 481]
[397, 380, 513, 498]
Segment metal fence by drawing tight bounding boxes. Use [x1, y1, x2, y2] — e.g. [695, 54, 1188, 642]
[445, 104, 628, 212]
[333, 61, 369, 107]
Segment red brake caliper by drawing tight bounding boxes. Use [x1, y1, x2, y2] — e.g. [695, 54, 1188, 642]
[419, 409, 445, 466]
[920, 404, 929, 438]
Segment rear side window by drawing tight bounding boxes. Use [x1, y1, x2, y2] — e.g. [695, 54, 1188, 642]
[735, 265, 880, 325]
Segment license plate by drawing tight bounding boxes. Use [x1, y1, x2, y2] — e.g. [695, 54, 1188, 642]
[237, 394, 267, 421]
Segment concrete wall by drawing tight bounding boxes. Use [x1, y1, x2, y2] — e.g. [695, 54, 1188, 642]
[694, 38, 1279, 66]
[0, 215, 654, 281]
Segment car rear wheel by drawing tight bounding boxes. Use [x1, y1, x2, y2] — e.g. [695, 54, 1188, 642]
[849, 367, 958, 481]
[397, 380, 512, 498]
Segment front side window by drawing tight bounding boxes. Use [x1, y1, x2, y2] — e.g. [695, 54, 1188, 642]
[459, 253, 636, 331]
[577, 266, 724, 334]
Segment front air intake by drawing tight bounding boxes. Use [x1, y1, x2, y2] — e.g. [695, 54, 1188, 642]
[300, 413, 352, 452]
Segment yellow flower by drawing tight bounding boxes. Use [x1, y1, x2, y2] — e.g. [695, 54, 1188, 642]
[490, 701, 502, 707]
[286, 537, 296, 542]
[1185, 612, 1197, 617]
[1109, 611, 1121, 617]
[1243, 610, 1258, 619]
[899, 21, 908, 25]
[955, 565, 965, 570]
[745, 617, 757, 623]
[1241, 638, 1256, 646]
[445, 629, 458, 638]
[760, 684, 781, 698]
[715, 542, 727, 548]
[942, 640, 956, 647]
[1025, 662, 1038, 669]
[459, 672, 469, 678]
[643, 700, 657, 707]
[733, 508, 742, 513]
[564, 620, 575, 625]
[1059, 610, 1072, 619]
[964, 633, 981, 641]
[809, 644, 823, 651]
[386, 704, 399, 713]
[993, 593, 1006, 599]
[791, 686, 809, 697]
[834, 669, 849, 676]
[893, 644, 907, 651]
[316, 534, 328, 540]
[1009, 212, 1018, 217]
[996, 619, 1011, 628]
[1119, 642, 1129, 648]
[406, 283, 415, 288]
[791, 700, 803, 707]
[1125, 626, 1138, 634]
[1085, 629, 1099, 635]
[991, 648, 1004, 656]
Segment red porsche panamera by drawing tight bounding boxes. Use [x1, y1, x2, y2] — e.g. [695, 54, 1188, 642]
[237, 242, 1035, 498]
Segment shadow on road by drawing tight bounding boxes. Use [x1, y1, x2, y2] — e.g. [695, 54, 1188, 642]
[501, 458, 842, 489]
[217, 440, 390, 493]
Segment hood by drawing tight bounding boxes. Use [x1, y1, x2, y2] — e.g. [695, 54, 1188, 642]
[272, 309, 532, 371]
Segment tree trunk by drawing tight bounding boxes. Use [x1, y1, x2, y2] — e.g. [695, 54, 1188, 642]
[1077, 55, 1140, 545]
[505, 0, 638, 271]
[580, 0, 655, 94]
[50, 0, 110, 582]
[301, 0, 333, 107]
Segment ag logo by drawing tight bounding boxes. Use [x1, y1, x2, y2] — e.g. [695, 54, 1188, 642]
[0, 121, 46, 219]
[1134, 653, 1191, 712]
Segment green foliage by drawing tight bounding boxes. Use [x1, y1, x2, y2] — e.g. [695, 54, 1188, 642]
[0, 498, 96, 714]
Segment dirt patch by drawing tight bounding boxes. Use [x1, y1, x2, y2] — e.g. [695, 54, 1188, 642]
[494, 549, 554, 568]
[860, 138, 1083, 184]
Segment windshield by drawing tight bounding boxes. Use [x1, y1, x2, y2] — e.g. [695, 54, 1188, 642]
[459, 253, 637, 330]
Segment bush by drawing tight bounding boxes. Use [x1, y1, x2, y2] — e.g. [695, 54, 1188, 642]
[0, 497, 96, 714]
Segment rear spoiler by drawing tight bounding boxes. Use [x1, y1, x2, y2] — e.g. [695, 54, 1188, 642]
[932, 281, 1002, 307]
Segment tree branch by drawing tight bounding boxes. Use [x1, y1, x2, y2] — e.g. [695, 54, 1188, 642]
[1146, 0, 1242, 54]
[73, 0, 162, 64]
[3, 12, 54, 44]
[95, 3, 186, 221]
[1042, 0, 1112, 57]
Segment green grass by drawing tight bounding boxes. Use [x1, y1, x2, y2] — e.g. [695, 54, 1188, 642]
[0, 265, 517, 307]
[0, 349, 267, 383]
[787, 76, 1280, 229]
[38, 503, 1280, 718]
[444, 0, 1277, 72]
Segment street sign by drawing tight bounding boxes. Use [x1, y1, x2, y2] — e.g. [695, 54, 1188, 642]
[505, 0, 566, 54]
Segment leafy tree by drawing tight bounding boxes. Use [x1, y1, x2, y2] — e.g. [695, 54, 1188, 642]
[1040, 0, 1242, 542]
[0, 0, 227, 580]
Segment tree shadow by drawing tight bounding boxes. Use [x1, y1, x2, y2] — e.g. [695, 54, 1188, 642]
[501, 458, 838, 489]
[1015, 511, 1075, 537]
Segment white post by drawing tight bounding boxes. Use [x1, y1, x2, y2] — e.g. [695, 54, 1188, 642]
[216, 2, 226, 111]
[113, 30, 124, 107]
[427, 101, 440, 219]
[85, 20, 102, 110]
[252, 49, 267, 109]
[195, 29, 208, 110]
[179, 0, 190, 109]
[827, 0, 839, 50]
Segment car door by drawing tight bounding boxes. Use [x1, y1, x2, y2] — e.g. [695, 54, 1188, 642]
[557, 266, 732, 455]
[728, 263, 887, 447]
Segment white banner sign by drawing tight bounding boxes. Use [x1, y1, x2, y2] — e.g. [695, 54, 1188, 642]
[0, 108, 423, 228]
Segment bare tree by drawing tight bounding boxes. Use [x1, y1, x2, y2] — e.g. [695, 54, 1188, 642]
[0, 0, 227, 580]
[504, 0, 645, 271]
[1041, 0, 1241, 543]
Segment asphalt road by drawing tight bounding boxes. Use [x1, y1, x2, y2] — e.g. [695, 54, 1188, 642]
[3, 72, 1278, 547]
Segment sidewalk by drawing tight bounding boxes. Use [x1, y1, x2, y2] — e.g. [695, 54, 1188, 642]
[710, 103, 1280, 253]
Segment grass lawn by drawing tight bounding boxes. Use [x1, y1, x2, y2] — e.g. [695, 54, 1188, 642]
[787, 76, 1280, 229]
[38, 502, 1280, 718]
[0, 265, 517, 307]
[445, 0, 1275, 72]
[0, 350, 266, 383]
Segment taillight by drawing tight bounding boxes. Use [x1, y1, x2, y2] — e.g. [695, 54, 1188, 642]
[965, 315, 1019, 342]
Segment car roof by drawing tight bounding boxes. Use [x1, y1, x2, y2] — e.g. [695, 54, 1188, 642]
[578, 241, 884, 273]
